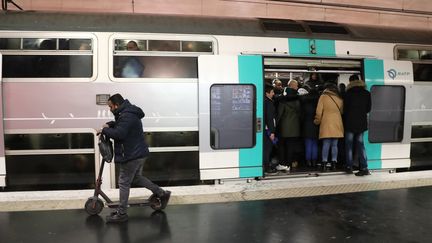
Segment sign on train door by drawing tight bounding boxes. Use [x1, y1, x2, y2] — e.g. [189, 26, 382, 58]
[363, 58, 412, 170]
[0, 54, 5, 187]
[198, 55, 264, 180]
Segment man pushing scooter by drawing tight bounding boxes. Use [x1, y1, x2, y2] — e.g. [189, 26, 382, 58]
[98, 93, 171, 223]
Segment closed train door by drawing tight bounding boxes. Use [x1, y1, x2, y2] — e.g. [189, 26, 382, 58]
[363, 58, 413, 170]
[198, 55, 264, 180]
[0, 53, 5, 187]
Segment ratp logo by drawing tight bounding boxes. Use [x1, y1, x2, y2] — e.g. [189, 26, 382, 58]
[387, 69, 397, 80]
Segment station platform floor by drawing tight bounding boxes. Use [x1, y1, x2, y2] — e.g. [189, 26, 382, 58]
[1, 184, 432, 242]
[2, 170, 432, 213]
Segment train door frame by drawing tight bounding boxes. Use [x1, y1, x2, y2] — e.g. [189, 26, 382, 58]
[0, 53, 5, 187]
[198, 55, 264, 181]
[262, 56, 363, 177]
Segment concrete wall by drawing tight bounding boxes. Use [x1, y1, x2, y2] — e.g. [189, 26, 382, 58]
[5, 0, 432, 31]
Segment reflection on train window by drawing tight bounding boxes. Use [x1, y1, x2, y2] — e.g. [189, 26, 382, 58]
[2, 55, 93, 78]
[144, 131, 198, 147]
[413, 64, 432, 82]
[412, 125, 432, 139]
[148, 40, 180, 52]
[114, 39, 147, 51]
[182, 41, 213, 52]
[4, 132, 95, 191]
[5, 154, 95, 191]
[210, 84, 256, 149]
[0, 38, 20, 49]
[5, 133, 94, 150]
[113, 56, 197, 78]
[115, 151, 199, 186]
[113, 39, 213, 53]
[23, 38, 56, 50]
[395, 45, 432, 82]
[369, 85, 405, 143]
[59, 38, 92, 50]
[411, 142, 432, 167]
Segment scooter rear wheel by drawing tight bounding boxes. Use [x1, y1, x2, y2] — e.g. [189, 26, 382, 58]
[149, 194, 162, 211]
[85, 198, 104, 215]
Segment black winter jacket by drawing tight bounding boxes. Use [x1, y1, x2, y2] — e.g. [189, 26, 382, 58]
[264, 96, 276, 134]
[102, 100, 150, 163]
[299, 91, 320, 139]
[343, 80, 371, 133]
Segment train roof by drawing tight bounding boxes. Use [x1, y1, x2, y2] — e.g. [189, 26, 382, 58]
[0, 11, 431, 45]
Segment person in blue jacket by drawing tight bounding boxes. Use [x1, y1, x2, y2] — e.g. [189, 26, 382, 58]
[100, 93, 170, 223]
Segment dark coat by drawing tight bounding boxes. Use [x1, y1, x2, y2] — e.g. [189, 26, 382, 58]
[264, 96, 276, 134]
[102, 100, 150, 163]
[276, 88, 301, 138]
[343, 80, 371, 133]
[299, 91, 320, 139]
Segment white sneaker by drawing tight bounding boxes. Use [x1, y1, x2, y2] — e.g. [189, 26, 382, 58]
[276, 164, 288, 171]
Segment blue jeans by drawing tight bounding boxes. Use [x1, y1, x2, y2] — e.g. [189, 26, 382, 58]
[322, 138, 338, 162]
[345, 132, 368, 170]
[305, 138, 318, 162]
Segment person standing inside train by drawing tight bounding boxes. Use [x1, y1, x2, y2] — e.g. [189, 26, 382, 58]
[264, 84, 278, 174]
[276, 80, 301, 171]
[121, 41, 145, 78]
[343, 75, 372, 176]
[298, 85, 320, 168]
[314, 83, 344, 171]
[99, 93, 170, 223]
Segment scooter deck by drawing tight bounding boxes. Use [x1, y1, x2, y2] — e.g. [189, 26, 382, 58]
[107, 199, 151, 208]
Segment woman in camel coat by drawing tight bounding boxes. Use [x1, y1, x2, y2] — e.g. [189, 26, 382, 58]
[314, 83, 344, 170]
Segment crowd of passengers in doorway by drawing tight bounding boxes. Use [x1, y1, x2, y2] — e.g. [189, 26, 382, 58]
[264, 73, 372, 177]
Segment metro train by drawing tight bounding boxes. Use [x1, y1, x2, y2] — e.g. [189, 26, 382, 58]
[0, 11, 432, 191]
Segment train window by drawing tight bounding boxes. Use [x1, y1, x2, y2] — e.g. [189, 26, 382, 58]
[23, 38, 56, 50]
[395, 45, 432, 82]
[148, 40, 180, 52]
[114, 39, 147, 51]
[1, 37, 94, 79]
[59, 38, 92, 50]
[397, 49, 419, 60]
[113, 56, 197, 78]
[0, 38, 20, 49]
[114, 151, 199, 185]
[210, 84, 256, 149]
[144, 131, 198, 147]
[182, 41, 213, 53]
[411, 125, 432, 139]
[5, 133, 94, 150]
[369, 85, 405, 143]
[4, 132, 95, 191]
[5, 154, 95, 191]
[413, 64, 432, 82]
[2, 55, 93, 78]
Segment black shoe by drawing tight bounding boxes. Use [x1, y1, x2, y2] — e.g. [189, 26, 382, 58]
[355, 169, 371, 176]
[265, 168, 278, 175]
[345, 167, 353, 174]
[331, 161, 337, 170]
[106, 211, 128, 223]
[160, 190, 171, 210]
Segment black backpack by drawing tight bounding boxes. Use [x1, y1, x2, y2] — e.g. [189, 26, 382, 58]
[99, 134, 113, 163]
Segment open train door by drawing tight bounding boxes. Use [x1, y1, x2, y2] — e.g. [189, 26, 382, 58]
[0, 54, 5, 187]
[363, 58, 413, 170]
[198, 55, 264, 180]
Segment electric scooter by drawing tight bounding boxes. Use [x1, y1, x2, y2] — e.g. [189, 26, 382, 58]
[84, 134, 167, 215]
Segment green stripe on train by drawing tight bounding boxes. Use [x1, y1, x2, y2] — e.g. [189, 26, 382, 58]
[364, 59, 384, 170]
[238, 55, 263, 178]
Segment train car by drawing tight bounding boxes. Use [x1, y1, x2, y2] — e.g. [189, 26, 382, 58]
[0, 12, 431, 191]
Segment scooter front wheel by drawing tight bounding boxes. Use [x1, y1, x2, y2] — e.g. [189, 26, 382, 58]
[85, 198, 104, 215]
